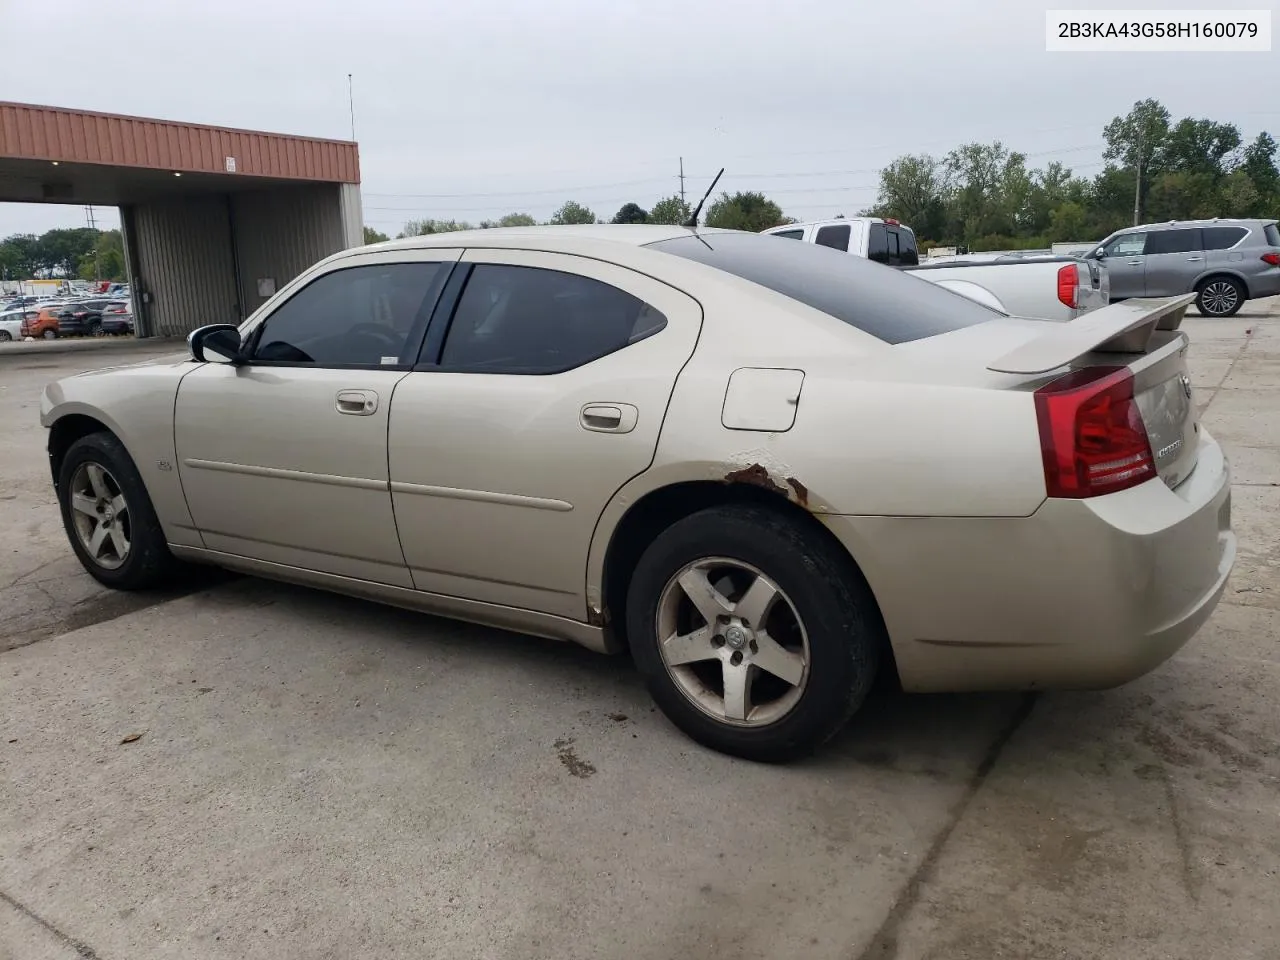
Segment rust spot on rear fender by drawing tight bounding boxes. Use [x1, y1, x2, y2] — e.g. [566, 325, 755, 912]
[724, 463, 789, 497]
[785, 477, 809, 506]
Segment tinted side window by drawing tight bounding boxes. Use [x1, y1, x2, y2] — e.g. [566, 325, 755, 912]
[1202, 226, 1248, 251]
[887, 229, 902, 265]
[252, 262, 447, 367]
[867, 223, 889, 263]
[647, 232, 1000, 345]
[771, 229, 804, 240]
[814, 224, 851, 251]
[1145, 229, 1202, 255]
[440, 264, 667, 374]
[898, 229, 920, 266]
[1103, 232, 1147, 257]
[1264, 223, 1280, 246]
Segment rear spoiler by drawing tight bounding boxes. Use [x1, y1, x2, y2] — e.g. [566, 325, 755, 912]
[986, 294, 1195, 375]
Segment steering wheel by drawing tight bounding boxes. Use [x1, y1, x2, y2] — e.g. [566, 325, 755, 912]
[345, 323, 404, 358]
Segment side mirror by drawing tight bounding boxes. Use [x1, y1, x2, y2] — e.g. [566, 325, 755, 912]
[189, 323, 243, 364]
[1093, 247, 1107, 259]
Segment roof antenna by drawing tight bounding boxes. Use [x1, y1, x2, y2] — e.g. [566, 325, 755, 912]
[684, 167, 724, 229]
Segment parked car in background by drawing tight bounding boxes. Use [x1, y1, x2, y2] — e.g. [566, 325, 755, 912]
[23, 306, 66, 339]
[98, 300, 134, 335]
[762, 217, 1109, 322]
[57, 300, 108, 337]
[0, 308, 36, 341]
[39, 225, 1233, 762]
[1084, 219, 1280, 317]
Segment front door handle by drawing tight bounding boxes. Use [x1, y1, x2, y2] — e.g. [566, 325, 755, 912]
[336, 389, 379, 416]
[1185, 256, 1204, 262]
[581, 403, 638, 434]
[1126, 259, 1144, 265]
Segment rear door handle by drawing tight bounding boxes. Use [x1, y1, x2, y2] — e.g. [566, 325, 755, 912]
[1185, 256, 1204, 262]
[1126, 259, 1144, 265]
[580, 403, 638, 433]
[336, 389, 379, 416]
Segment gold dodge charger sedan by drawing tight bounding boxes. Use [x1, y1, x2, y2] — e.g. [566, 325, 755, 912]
[40, 225, 1236, 761]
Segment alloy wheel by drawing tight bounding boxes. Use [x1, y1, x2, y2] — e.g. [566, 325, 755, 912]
[68, 461, 132, 570]
[1201, 281, 1240, 316]
[655, 557, 810, 726]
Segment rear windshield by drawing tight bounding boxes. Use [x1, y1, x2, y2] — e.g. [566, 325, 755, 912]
[646, 232, 1000, 344]
[1265, 222, 1280, 246]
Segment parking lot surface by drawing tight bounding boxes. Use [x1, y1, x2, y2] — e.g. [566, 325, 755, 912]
[2, 303, 1278, 959]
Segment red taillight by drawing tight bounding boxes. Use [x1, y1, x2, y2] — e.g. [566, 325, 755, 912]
[1034, 367, 1156, 499]
[1262, 253, 1280, 266]
[1057, 263, 1079, 309]
[882, 217, 899, 225]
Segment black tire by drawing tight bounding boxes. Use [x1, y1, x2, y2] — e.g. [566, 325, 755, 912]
[0, 330, 11, 342]
[57, 432, 174, 590]
[89, 321, 103, 337]
[42, 328, 58, 340]
[1196, 276, 1245, 318]
[626, 504, 882, 763]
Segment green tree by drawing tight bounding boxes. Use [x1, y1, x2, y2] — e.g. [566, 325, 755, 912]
[1145, 170, 1218, 222]
[610, 202, 648, 224]
[363, 226, 390, 244]
[648, 195, 691, 225]
[1240, 132, 1279, 204]
[0, 233, 41, 280]
[871, 154, 948, 240]
[1158, 118, 1241, 177]
[1102, 99, 1171, 222]
[1048, 201, 1089, 242]
[36, 228, 98, 277]
[703, 191, 785, 232]
[1218, 170, 1262, 218]
[76, 230, 126, 281]
[478, 212, 538, 228]
[549, 201, 595, 225]
[398, 219, 474, 237]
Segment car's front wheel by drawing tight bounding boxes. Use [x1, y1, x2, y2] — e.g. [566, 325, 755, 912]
[1196, 276, 1245, 317]
[0, 330, 11, 342]
[627, 504, 881, 762]
[58, 432, 174, 590]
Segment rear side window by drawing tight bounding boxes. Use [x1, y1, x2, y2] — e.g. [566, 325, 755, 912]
[814, 224, 851, 252]
[771, 229, 804, 240]
[1145, 229, 1202, 255]
[646, 232, 1000, 345]
[898, 228, 920, 266]
[1202, 226, 1248, 250]
[1263, 223, 1280, 246]
[440, 264, 667, 374]
[867, 223, 889, 263]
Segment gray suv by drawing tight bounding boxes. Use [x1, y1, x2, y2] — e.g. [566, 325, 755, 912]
[1085, 218, 1280, 317]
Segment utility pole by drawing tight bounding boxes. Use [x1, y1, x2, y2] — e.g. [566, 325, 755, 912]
[679, 157, 686, 208]
[85, 206, 100, 281]
[347, 74, 356, 141]
[1132, 131, 1143, 226]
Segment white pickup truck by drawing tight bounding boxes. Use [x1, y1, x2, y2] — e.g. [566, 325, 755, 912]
[762, 217, 1110, 321]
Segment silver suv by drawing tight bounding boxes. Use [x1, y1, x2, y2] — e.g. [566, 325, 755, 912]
[1085, 218, 1280, 317]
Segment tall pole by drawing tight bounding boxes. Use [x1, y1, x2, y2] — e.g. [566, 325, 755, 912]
[348, 74, 356, 141]
[1132, 131, 1143, 226]
[679, 157, 686, 207]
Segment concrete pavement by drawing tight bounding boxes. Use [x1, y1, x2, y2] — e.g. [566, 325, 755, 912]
[1, 300, 1278, 959]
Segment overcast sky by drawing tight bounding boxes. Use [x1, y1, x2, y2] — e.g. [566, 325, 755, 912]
[3, 0, 1277, 237]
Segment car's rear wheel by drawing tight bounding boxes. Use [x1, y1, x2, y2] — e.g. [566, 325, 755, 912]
[42, 328, 57, 340]
[1196, 276, 1245, 317]
[58, 432, 173, 590]
[627, 504, 881, 762]
[89, 320, 103, 337]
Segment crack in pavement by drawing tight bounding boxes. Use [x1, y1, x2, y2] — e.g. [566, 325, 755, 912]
[852, 692, 1039, 960]
[0, 888, 102, 959]
[1198, 318, 1263, 418]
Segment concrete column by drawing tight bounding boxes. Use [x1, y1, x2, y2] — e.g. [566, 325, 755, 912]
[338, 183, 364, 249]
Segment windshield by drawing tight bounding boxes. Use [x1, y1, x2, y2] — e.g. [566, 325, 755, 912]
[645, 231, 1001, 345]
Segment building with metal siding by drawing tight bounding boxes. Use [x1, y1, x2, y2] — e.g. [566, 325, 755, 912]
[0, 101, 362, 338]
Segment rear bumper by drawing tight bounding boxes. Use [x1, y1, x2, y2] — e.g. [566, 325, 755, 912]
[1248, 271, 1280, 299]
[824, 428, 1235, 692]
